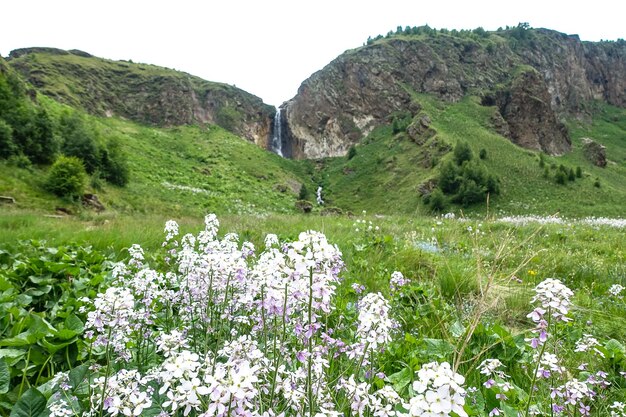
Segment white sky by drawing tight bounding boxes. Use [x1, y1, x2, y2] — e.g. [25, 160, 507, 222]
[1, 0, 624, 106]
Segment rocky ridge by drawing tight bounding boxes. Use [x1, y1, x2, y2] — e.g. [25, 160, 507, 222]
[281, 28, 626, 158]
[7, 48, 274, 147]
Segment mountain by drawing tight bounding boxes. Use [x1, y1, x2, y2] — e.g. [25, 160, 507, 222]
[280, 26, 626, 159]
[7, 47, 274, 148]
[0, 53, 314, 216]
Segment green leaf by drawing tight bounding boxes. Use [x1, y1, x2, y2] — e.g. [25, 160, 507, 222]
[449, 321, 465, 338]
[65, 314, 84, 333]
[10, 388, 47, 417]
[0, 359, 9, 394]
[387, 367, 413, 393]
[422, 338, 455, 359]
[68, 364, 89, 391]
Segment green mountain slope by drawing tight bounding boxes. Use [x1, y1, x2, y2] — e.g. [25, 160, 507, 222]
[7, 48, 274, 147]
[318, 94, 626, 217]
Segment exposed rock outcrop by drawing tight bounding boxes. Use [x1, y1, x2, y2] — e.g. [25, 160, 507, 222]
[581, 138, 607, 167]
[8, 48, 274, 147]
[282, 29, 626, 158]
[496, 69, 571, 155]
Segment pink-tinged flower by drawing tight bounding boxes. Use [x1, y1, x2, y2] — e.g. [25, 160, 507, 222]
[489, 408, 501, 416]
[483, 379, 495, 389]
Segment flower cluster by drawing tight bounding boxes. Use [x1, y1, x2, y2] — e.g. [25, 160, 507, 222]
[611, 401, 626, 417]
[574, 334, 604, 357]
[390, 271, 407, 292]
[91, 369, 152, 417]
[354, 292, 395, 356]
[609, 284, 625, 297]
[530, 278, 574, 321]
[405, 362, 468, 417]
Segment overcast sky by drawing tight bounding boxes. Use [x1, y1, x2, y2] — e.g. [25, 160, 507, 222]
[1, 0, 623, 106]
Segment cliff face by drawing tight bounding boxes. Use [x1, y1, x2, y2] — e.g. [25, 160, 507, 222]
[8, 48, 273, 147]
[282, 28, 626, 158]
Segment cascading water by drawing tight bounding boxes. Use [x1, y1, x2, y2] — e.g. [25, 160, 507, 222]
[270, 108, 284, 157]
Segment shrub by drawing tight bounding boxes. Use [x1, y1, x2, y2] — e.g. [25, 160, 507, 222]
[453, 141, 473, 165]
[59, 112, 100, 173]
[594, 178, 601, 188]
[576, 166, 582, 178]
[479, 148, 487, 160]
[0, 118, 17, 158]
[555, 170, 567, 185]
[427, 188, 447, 212]
[347, 145, 357, 160]
[45, 156, 86, 198]
[99, 139, 130, 186]
[299, 184, 310, 200]
[568, 168, 576, 181]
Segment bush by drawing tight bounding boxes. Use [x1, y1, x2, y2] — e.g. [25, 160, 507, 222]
[427, 188, 447, 212]
[99, 139, 130, 186]
[45, 156, 86, 198]
[453, 141, 473, 165]
[555, 170, 567, 185]
[568, 168, 576, 181]
[299, 184, 310, 200]
[576, 166, 582, 178]
[59, 112, 100, 173]
[479, 148, 487, 160]
[347, 145, 357, 160]
[0, 119, 17, 158]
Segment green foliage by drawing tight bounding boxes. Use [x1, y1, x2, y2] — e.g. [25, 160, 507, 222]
[555, 169, 567, 185]
[426, 188, 447, 212]
[299, 183, 310, 201]
[347, 145, 357, 160]
[59, 111, 99, 173]
[568, 167, 576, 181]
[98, 138, 129, 186]
[453, 141, 473, 165]
[0, 119, 16, 158]
[576, 166, 582, 178]
[45, 155, 86, 198]
[479, 148, 487, 160]
[437, 158, 499, 207]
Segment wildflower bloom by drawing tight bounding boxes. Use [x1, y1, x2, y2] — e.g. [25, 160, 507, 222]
[531, 278, 574, 321]
[389, 271, 407, 292]
[405, 362, 468, 417]
[609, 284, 624, 297]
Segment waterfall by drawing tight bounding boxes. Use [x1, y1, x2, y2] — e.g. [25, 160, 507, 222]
[270, 109, 283, 157]
[316, 186, 324, 205]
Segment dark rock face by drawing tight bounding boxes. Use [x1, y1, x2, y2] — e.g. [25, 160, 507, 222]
[496, 70, 571, 155]
[8, 49, 274, 148]
[283, 30, 626, 158]
[581, 138, 607, 167]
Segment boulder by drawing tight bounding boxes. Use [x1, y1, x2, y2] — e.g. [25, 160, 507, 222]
[295, 200, 313, 213]
[82, 193, 105, 212]
[581, 138, 607, 167]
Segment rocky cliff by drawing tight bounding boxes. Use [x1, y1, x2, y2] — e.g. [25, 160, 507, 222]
[282, 27, 626, 158]
[7, 48, 274, 147]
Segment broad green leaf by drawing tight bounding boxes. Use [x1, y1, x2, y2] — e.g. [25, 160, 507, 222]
[40, 338, 76, 355]
[449, 321, 465, 338]
[0, 359, 9, 394]
[0, 349, 25, 359]
[68, 364, 89, 391]
[387, 367, 413, 393]
[10, 388, 47, 417]
[422, 338, 455, 359]
[65, 314, 84, 333]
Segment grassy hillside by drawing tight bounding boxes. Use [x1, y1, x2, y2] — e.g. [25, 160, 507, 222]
[318, 94, 626, 217]
[7, 48, 274, 141]
[0, 96, 314, 217]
